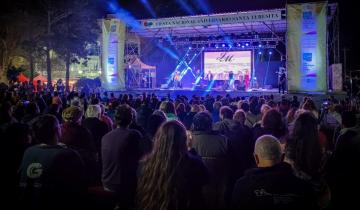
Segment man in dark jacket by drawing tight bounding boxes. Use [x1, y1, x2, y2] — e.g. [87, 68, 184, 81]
[214, 106, 255, 202]
[191, 111, 228, 210]
[326, 111, 360, 209]
[82, 105, 109, 154]
[232, 135, 317, 210]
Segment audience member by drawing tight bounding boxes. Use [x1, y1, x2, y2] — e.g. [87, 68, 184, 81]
[232, 135, 317, 210]
[135, 120, 208, 210]
[285, 112, 330, 209]
[191, 111, 228, 210]
[18, 115, 86, 210]
[61, 106, 99, 186]
[101, 104, 143, 210]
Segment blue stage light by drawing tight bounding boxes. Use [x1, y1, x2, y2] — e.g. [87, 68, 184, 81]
[269, 51, 273, 55]
[140, 0, 157, 18]
[241, 45, 245, 48]
[193, 0, 212, 14]
[189, 46, 192, 50]
[259, 44, 262, 48]
[222, 44, 225, 47]
[258, 51, 262, 55]
[176, 0, 196, 15]
[245, 43, 249, 47]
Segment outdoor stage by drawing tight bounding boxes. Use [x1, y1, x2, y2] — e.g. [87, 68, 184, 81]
[101, 3, 341, 96]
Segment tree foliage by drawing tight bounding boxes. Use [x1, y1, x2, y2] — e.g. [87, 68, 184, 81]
[1, 0, 101, 87]
[51, 0, 100, 90]
[6, 66, 26, 82]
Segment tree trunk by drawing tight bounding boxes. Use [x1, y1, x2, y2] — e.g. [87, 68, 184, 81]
[29, 53, 34, 83]
[65, 52, 70, 92]
[46, 9, 52, 89]
[46, 49, 52, 88]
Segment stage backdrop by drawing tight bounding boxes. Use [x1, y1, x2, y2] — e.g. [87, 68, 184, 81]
[101, 18, 126, 90]
[287, 2, 327, 92]
[203, 51, 252, 80]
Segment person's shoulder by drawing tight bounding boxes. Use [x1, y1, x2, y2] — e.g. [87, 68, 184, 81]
[184, 152, 208, 179]
[25, 144, 78, 158]
[103, 127, 121, 138]
[128, 128, 143, 138]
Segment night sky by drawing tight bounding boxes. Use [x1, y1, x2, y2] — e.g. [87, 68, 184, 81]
[1, 0, 358, 70]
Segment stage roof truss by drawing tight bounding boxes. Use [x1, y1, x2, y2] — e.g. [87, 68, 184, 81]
[128, 4, 337, 39]
[261, 21, 286, 46]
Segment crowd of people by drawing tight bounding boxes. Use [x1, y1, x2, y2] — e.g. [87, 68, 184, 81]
[1, 81, 360, 210]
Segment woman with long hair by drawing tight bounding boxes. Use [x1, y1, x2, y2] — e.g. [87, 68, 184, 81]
[136, 120, 207, 210]
[285, 112, 330, 208]
[285, 112, 322, 178]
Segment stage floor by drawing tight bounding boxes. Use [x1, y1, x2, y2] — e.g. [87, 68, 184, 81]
[112, 87, 346, 105]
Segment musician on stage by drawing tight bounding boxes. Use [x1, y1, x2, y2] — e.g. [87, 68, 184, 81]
[244, 69, 250, 90]
[228, 70, 235, 89]
[173, 70, 181, 89]
[205, 71, 213, 81]
[237, 74, 246, 91]
[278, 68, 286, 94]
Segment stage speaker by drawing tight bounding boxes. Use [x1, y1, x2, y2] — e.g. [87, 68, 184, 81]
[264, 85, 272, 90]
[160, 84, 169, 89]
[193, 85, 205, 90]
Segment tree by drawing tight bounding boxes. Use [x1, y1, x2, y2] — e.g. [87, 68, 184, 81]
[20, 11, 46, 83]
[0, 13, 25, 83]
[51, 0, 100, 91]
[0, 1, 46, 84]
[6, 66, 26, 83]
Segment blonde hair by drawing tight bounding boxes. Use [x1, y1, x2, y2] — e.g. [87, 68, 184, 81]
[86, 105, 101, 118]
[260, 104, 271, 116]
[62, 106, 83, 123]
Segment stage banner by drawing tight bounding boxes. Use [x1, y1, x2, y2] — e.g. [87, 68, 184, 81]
[101, 19, 126, 90]
[140, 10, 283, 29]
[287, 2, 327, 92]
[330, 63, 343, 92]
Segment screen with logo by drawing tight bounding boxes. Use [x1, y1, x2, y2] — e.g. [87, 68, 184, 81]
[203, 51, 252, 80]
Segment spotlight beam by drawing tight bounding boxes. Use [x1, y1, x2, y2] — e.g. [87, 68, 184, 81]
[175, 0, 196, 15]
[193, 0, 212, 14]
[140, 0, 157, 18]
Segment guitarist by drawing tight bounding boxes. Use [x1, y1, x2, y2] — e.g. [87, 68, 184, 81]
[173, 70, 181, 88]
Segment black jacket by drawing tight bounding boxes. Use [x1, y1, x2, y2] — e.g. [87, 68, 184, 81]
[191, 130, 228, 210]
[325, 126, 360, 209]
[82, 117, 109, 154]
[232, 162, 317, 210]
